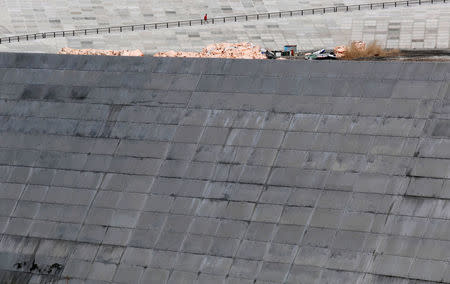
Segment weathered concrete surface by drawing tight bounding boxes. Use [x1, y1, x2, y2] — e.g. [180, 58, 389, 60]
[0, 3, 449, 53]
[0, 0, 440, 36]
[0, 53, 449, 284]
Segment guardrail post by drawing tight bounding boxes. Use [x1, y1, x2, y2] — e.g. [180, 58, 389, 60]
[166, 23, 168, 28]
[26, 35, 28, 40]
[358, 4, 360, 9]
[34, 34, 36, 39]
[155, 24, 157, 29]
[323, 8, 325, 13]
[63, 31, 65, 37]
[312, 9, 314, 14]
[257, 14, 259, 19]
[395, 1, 397, 6]
[346, 5, 349, 11]
[131, 26, 134, 31]
[0, 38, 1, 44]
[407, 0, 409, 5]
[301, 10, 303, 15]
[53, 32, 56, 37]
[178, 21, 180, 27]
[85, 29, 87, 35]
[370, 3, 373, 8]
[212, 18, 214, 24]
[235, 16, 237, 21]
[73, 30, 75, 36]
[383, 3, 385, 7]
[17, 36, 19, 42]
[290, 11, 292, 16]
[279, 12, 281, 17]
[268, 13, 270, 18]
[8, 37, 10, 43]
[189, 20, 191, 26]
[108, 27, 111, 32]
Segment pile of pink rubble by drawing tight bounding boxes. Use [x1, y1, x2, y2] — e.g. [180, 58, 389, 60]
[58, 47, 144, 56]
[57, 41, 371, 60]
[333, 41, 366, 58]
[154, 42, 266, 59]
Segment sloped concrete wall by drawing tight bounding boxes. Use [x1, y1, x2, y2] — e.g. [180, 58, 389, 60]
[0, 0, 437, 36]
[0, 53, 449, 284]
[1, 4, 449, 54]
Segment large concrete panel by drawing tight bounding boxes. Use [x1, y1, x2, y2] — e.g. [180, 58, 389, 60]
[0, 53, 449, 284]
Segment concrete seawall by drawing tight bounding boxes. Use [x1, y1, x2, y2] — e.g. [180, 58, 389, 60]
[1, 1, 449, 53]
[0, 53, 449, 283]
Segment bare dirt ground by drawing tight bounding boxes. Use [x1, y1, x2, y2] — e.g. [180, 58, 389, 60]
[346, 49, 450, 61]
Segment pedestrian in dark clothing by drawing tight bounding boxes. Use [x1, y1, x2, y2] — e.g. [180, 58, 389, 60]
[204, 14, 208, 23]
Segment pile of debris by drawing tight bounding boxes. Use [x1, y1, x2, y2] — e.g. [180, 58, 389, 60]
[58, 47, 144, 56]
[56, 41, 399, 61]
[333, 41, 366, 58]
[303, 41, 398, 60]
[333, 41, 398, 59]
[154, 42, 266, 59]
[304, 49, 337, 60]
[303, 41, 367, 60]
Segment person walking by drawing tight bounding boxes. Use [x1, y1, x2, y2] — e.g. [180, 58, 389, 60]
[204, 13, 208, 23]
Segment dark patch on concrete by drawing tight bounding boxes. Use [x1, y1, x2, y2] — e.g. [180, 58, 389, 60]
[21, 85, 44, 100]
[98, 104, 122, 138]
[43, 85, 61, 101]
[70, 86, 90, 100]
[14, 259, 64, 275]
[431, 120, 450, 137]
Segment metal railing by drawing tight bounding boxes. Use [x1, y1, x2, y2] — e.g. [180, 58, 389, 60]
[0, 0, 446, 44]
